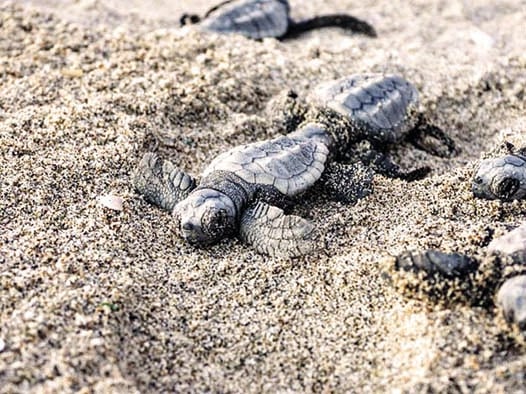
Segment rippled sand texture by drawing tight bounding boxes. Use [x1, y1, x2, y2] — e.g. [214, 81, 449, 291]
[1, 0, 526, 392]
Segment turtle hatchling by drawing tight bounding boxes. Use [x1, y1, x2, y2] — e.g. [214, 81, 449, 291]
[472, 153, 526, 201]
[270, 73, 457, 180]
[180, 0, 376, 40]
[387, 224, 526, 336]
[133, 74, 455, 257]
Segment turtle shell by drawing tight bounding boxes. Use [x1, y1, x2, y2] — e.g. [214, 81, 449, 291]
[309, 74, 420, 144]
[202, 134, 328, 196]
[201, 0, 290, 40]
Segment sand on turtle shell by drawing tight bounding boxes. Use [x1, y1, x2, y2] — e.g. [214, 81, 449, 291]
[1, 0, 526, 392]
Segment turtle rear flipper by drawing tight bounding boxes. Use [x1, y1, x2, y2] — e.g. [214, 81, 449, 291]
[239, 202, 319, 257]
[360, 148, 431, 181]
[320, 162, 374, 203]
[407, 119, 457, 158]
[133, 152, 197, 212]
[284, 14, 377, 40]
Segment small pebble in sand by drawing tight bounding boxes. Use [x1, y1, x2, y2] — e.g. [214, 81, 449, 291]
[0, 338, 5, 353]
[61, 68, 84, 78]
[98, 194, 124, 211]
[497, 275, 526, 330]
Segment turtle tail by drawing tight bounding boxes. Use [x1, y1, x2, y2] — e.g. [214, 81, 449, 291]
[283, 14, 377, 40]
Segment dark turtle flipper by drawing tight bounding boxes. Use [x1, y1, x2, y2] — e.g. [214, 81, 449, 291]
[239, 202, 319, 257]
[133, 152, 197, 212]
[388, 250, 481, 305]
[360, 149, 431, 181]
[284, 14, 377, 39]
[407, 119, 457, 158]
[320, 162, 374, 203]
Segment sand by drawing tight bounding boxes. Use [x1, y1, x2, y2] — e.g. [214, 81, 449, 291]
[1, 0, 526, 392]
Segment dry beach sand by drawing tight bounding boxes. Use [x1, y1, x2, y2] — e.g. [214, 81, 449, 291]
[2, 0, 526, 392]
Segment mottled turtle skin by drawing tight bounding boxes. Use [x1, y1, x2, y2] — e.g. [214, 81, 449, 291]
[472, 154, 526, 200]
[133, 74, 455, 257]
[180, 0, 376, 40]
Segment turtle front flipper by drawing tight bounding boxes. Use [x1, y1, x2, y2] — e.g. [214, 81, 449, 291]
[407, 118, 457, 158]
[132, 152, 197, 212]
[239, 202, 319, 258]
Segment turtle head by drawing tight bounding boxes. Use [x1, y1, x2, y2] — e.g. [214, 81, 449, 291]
[472, 156, 526, 200]
[173, 189, 237, 245]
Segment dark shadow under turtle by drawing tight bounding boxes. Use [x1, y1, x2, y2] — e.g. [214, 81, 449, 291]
[180, 0, 377, 40]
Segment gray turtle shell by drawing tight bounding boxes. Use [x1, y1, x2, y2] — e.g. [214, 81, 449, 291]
[308, 74, 420, 144]
[202, 133, 329, 196]
[201, 0, 290, 40]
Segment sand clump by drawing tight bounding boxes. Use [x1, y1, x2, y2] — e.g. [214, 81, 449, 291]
[1, 0, 526, 392]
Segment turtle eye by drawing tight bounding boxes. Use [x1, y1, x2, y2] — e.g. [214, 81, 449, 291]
[494, 177, 520, 200]
[182, 222, 195, 231]
[473, 176, 483, 185]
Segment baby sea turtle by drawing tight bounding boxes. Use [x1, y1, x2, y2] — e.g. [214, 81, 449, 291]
[472, 153, 526, 201]
[388, 249, 483, 305]
[270, 73, 457, 180]
[180, 0, 376, 40]
[133, 74, 454, 257]
[386, 224, 526, 336]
